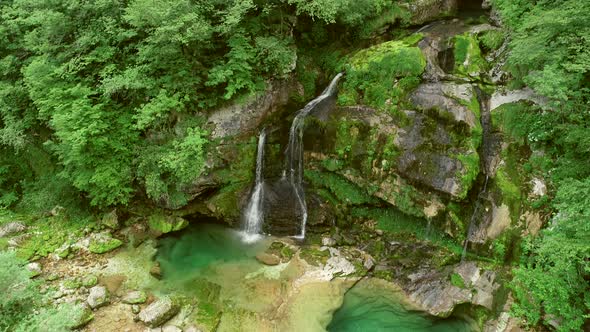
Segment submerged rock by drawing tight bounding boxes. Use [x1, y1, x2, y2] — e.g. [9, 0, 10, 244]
[87, 285, 110, 309]
[255, 253, 281, 266]
[138, 297, 180, 328]
[150, 261, 162, 279]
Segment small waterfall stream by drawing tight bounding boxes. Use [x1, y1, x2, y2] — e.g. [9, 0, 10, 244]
[284, 73, 344, 239]
[241, 129, 267, 243]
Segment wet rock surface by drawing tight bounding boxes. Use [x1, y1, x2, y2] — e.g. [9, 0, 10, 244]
[138, 297, 180, 328]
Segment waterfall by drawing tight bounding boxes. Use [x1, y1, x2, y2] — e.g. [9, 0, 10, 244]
[241, 129, 267, 243]
[461, 175, 489, 261]
[284, 73, 344, 239]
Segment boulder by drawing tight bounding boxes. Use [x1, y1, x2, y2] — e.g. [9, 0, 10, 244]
[150, 261, 162, 279]
[87, 285, 110, 309]
[321, 237, 337, 247]
[26, 262, 42, 277]
[406, 0, 457, 25]
[147, 214, 188, 234]
[138, 297, 180, 328]
[88, 231, 123, 254]
[0, 221, 26, 238]
[101, 209, 119, 229]
[68, 303, 94, 329]
[123, 290, 148, 304]
[255, 253, 281, 266]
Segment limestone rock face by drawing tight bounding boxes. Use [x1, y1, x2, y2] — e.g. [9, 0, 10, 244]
[407, 0, 457, 25]
[87, 285, 110, 309]
[208, 78, 300, 139]
[405, 261, 500, 317]
[0, 221, 26, 238]
[138, 297, 180, 328]
[410, 82, 478, 129]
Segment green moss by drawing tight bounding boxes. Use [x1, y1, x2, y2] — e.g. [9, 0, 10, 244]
[447, 202, 469, 242]
[205, 183, 247, 220]
[450, 272, 466, 288]
[88, 237, 123, 254]
[147, 214, 188, 234]
[456, 153, 480, 200]
[478, 30, 505, 52]
[321, 158, 344, 172]
[82, 275, 98, 288]
[339, 37, 426, 112]
[495, 164, 522, 218]
[63, 278, 82, 289]
[15, 215, 96, 260]
[299, 246, 330, 266]
[305, 170, 377, 206]
[454, 33, 487, 77]
[352, 207, 464, 256]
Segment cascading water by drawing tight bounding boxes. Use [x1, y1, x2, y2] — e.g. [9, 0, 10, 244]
[284, 73, 344, 239]
[241, 129, 267, 243]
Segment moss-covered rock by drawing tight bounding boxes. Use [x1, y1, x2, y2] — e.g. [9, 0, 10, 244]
[453, 33, 487, 78]
[339, 36, 426, 115]
[88, 232, 123, 254]
[147, 214, 188, 234]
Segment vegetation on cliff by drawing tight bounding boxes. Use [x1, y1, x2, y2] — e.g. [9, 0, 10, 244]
[494, 0, 590, 330]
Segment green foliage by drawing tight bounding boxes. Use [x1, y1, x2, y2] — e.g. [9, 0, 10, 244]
[0, 251, 76, 331]
[456, 153, 480, 200]
[450, 272, 466, 288]
[478, 30, 505, 53]
[351, 207, 464, 256]
[339, 37, 425, 113]
[305, 170, 377, 206]
[510, 178, 590, 331]
[136, 125, 208, 209]
[88, 236, 123, 254]
[453, 33, 487, 76]
[495, 0, 590, 105]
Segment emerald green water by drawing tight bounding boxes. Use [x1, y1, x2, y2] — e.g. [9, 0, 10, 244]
[327, 280, 476, 332]
[156, 223, 268, 282]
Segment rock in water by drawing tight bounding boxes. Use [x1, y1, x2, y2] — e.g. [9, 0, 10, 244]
[138, 297, 179, 328]
[0, 221, 26, 237]
[162, 325, 182, 332]
[87, 285, 110, 309]
[123, 290, 147, 304]
[150, 261, 162, 279]
[255, 253, 280, 266]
